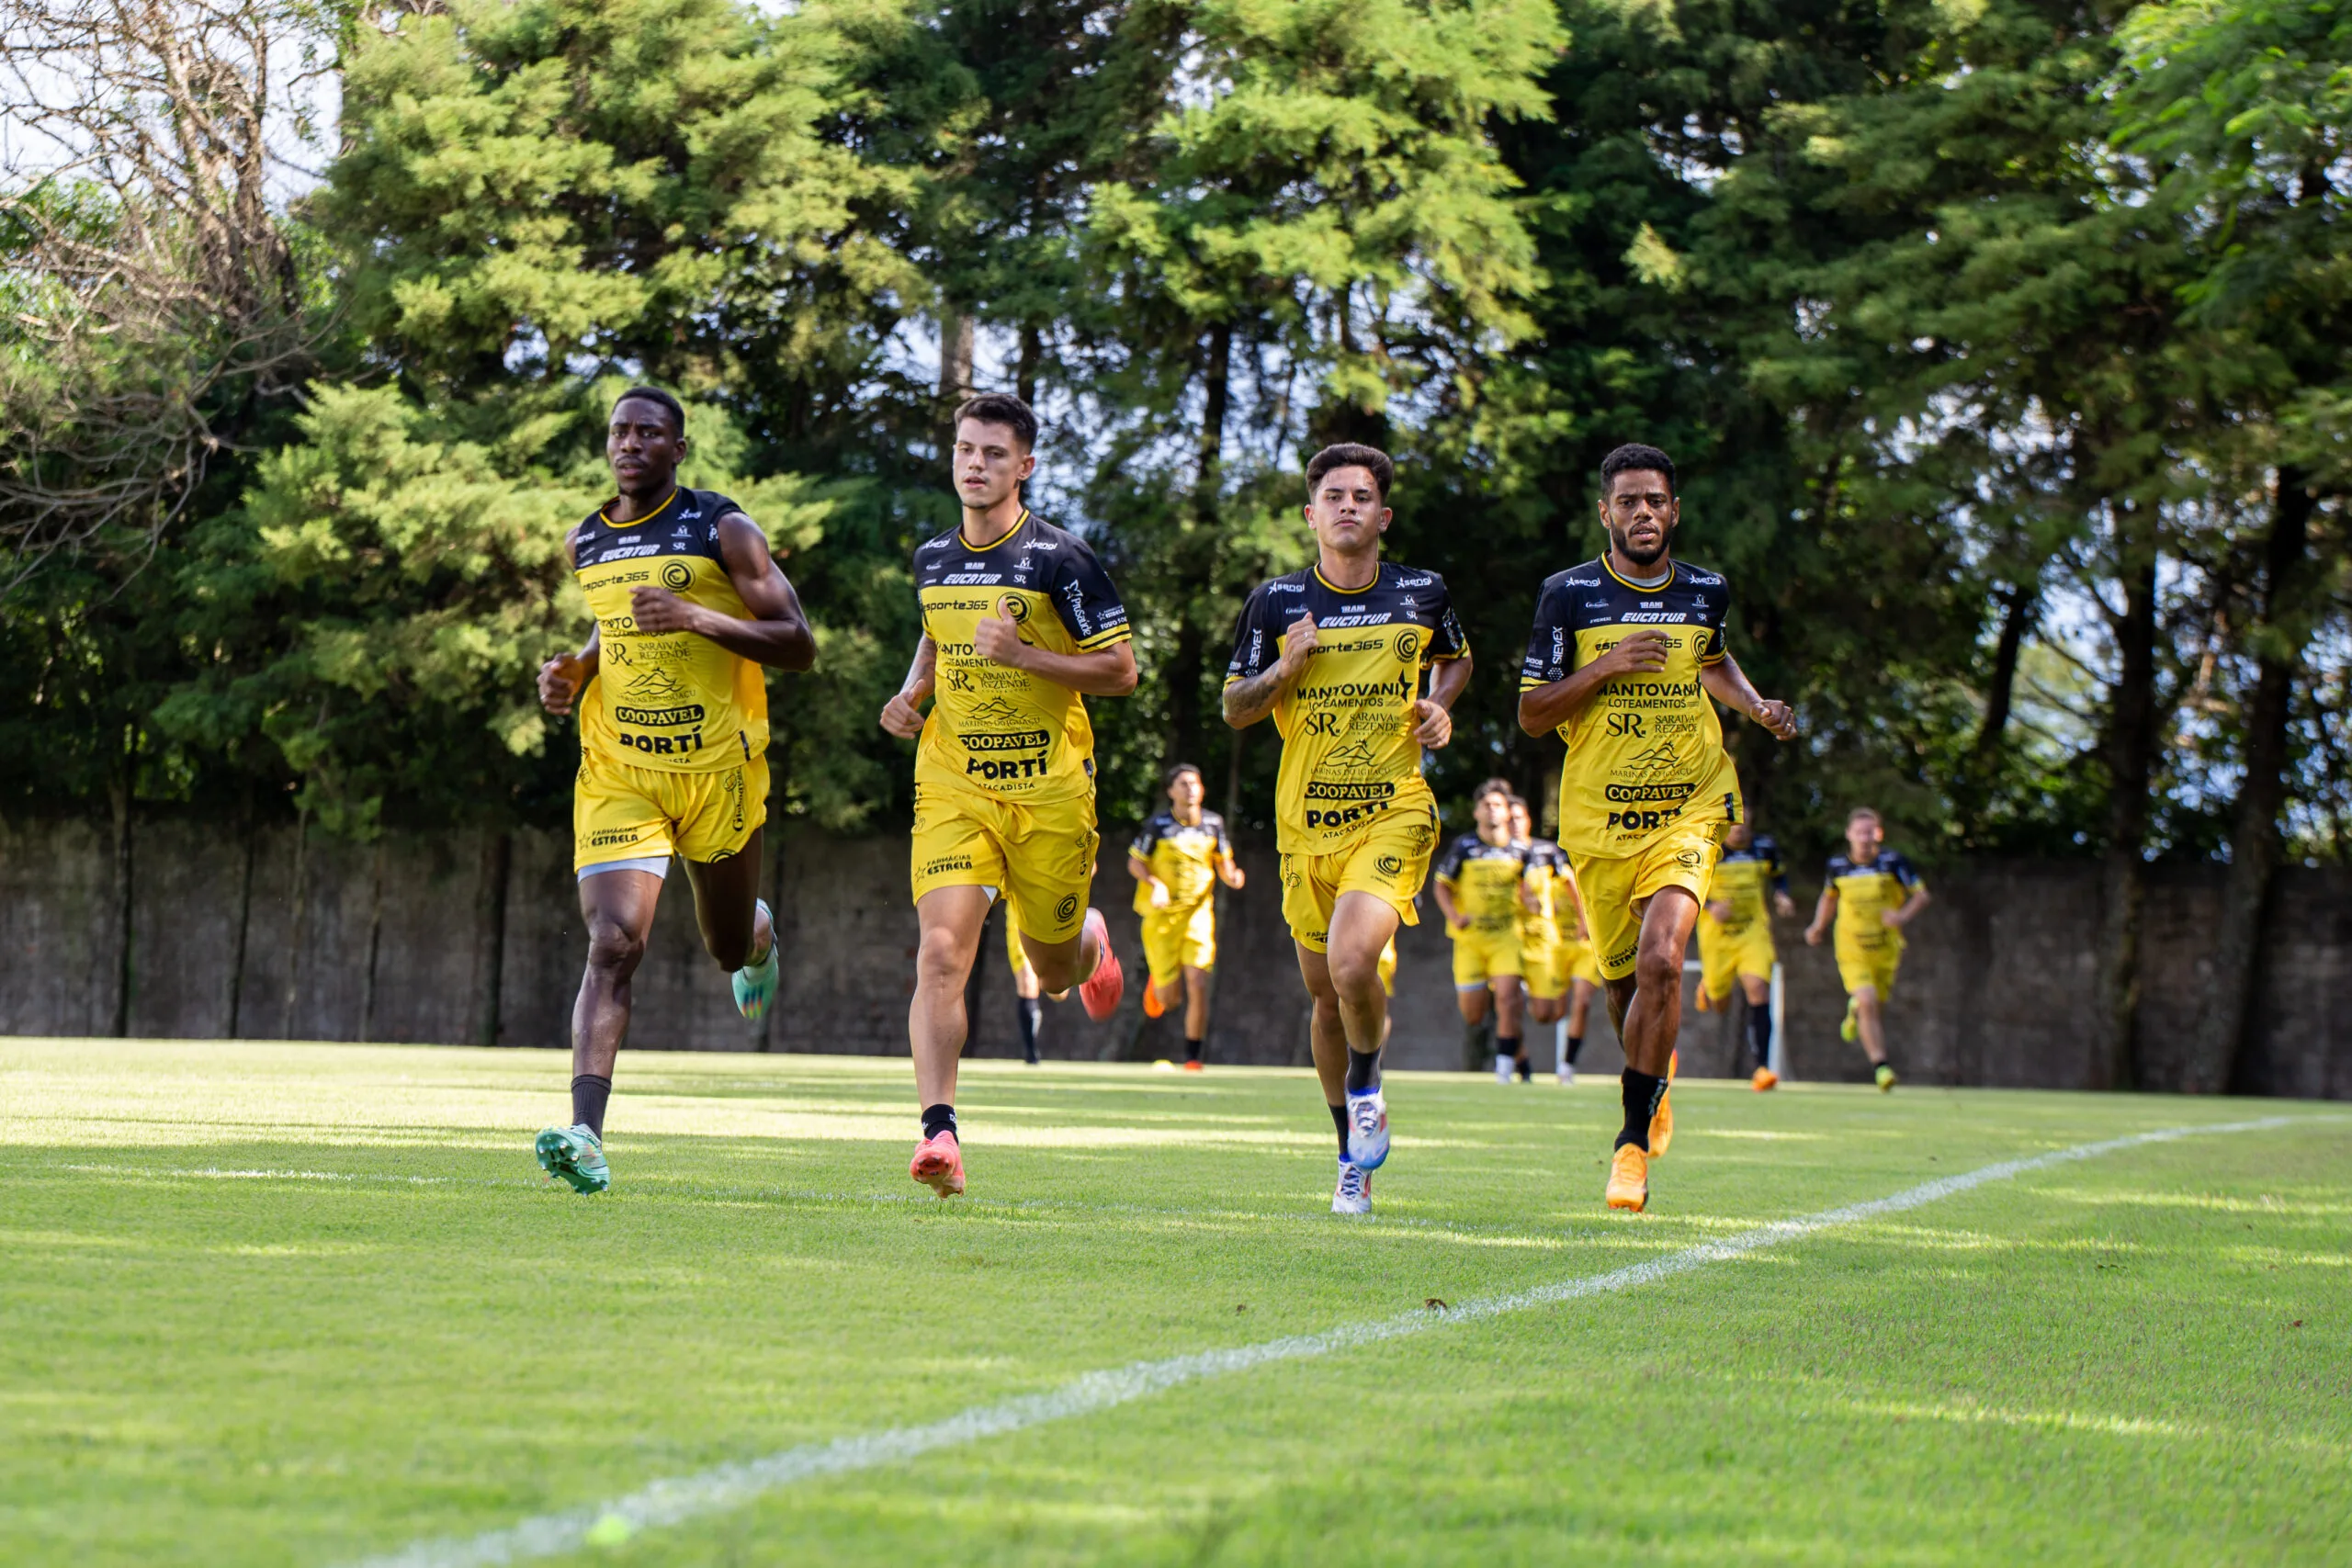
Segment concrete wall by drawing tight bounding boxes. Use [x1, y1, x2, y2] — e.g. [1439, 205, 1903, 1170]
[3, 812, 2345, 1098]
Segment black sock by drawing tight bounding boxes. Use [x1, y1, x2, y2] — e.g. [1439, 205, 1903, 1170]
[1345, 1047, 1381, 1095]
[922, 1102, 957, 1141]
[571, 1074, 612, 1140]
[1185, 1037, 1204, 1064]
[1747, 1002, 1772, 1071]
[1566, 1033, 1585, 1066]
[1616, 1069, 1667, 1151]
[1016, 998, 1042, 1064]
[1329, 1100, 1350, 1158]
[1498, 1035, 1521, 1075]
[1518, 1050, 1533, 1082]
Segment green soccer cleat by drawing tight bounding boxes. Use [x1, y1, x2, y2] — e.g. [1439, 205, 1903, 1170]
[536, 1123, 610, 1193]
[1840, 998, 1860, 1043]
[1875, 1063, 1897, 1093]
[732, 898, 779, 1022]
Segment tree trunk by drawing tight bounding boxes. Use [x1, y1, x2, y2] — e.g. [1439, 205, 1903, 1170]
[107, 772, 133, 1038]
[1976, 581, 2035, 754]
[2092, 526, 2159, 1089]
[475, 829, 512, 1048]
[226, 816, 256, 1038]
[2187, 470, 2315, 1093]
[1016, 322, 1040, 408]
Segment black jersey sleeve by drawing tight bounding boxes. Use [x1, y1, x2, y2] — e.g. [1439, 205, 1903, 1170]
[1225, 586, 1279, 683]
[1695, 572, 1730, 666]
[1206, 810, 1233, 858]
[1426, 573, 1470, 661]
[1885, 851, 1922, 890]
[1521, 575, 1574, 691]
[1435, 832, 1475, 884]
[1129, 814, 1166, 862]
[1046, 536, 1131, 650]
[1757, 834, 1790, 897]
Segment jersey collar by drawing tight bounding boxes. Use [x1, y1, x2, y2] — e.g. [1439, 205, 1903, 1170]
[1600, 554, 1675, 592]
[958, 508, 1031, 553]
[598, 486, 682, 530]
[1311, 559, 1384, 595]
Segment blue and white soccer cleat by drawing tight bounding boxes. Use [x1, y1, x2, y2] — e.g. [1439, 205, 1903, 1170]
[1344, 1089, 1390, 1170]
[536, 1123, 610, 1194]
[1332, 1159, 1373, 1215]
[732, 899, 779, 1022]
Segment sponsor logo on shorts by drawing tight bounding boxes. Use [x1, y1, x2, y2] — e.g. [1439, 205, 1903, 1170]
[1675, 848, 1702, 868]
[1607, 941, 1639, 970]
[922, 854, 975, 876]
[662, 560, 694, 590]
[1375, 854, 1404, 878]
[586, 828, 645, 848]
[1055, 895, 1079, 924]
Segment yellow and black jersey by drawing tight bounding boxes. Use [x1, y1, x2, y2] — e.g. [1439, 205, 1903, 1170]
[1521, 556, 1742, 859]
[1435, 832, 1529, 935]
[1705, 834, 1788, 933]
[1225, 561, 1470, 854]
[1517, 837, 1573, 943]
[574, 487, 767, 773]
[914, 509, 1131, 804]
[1827, 849, 1923, 950]
[1129, 809, 1231, 915]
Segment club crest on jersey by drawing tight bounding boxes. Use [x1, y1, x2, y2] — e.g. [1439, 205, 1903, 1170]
[662, 561, 693, 590]
[1393, 628, 1422, 662]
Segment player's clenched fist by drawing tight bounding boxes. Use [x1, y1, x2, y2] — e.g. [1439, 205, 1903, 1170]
[1595, 628, 1672, 678]
[1410, 697, 1453, 749]
[973, 599, 1030, 667]
[1747, 698, 1797, 739]
[1275, 612, 1319, 679]
[879, 689, 927, 739]
[537, 654, 586, 716]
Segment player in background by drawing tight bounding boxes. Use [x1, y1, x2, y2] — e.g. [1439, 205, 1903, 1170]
[879, 392, 1135, 1197]
[1518, 443, 1797, 1213]
[1805, 807, 1929, 1090]
[1509, 795, 1577, 1083]
[1224, 443, 1472, 1215]
[1435, 779, 1532, 1084]
[1129, 762, 1246, 1070]
[1000, 898, 1045, 1065]
[533, 387, 816, 1194]
[1693, 821, 1797, 1089]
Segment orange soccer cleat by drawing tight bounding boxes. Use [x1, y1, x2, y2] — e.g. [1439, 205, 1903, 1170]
[1077, 908, 1125, 1021]
[1751, 1066, 1780, 1092]
[909, 1130, 965, 1198]
[1141, 977, 1167, 1019]
[1606, 1143, 1649, 1212]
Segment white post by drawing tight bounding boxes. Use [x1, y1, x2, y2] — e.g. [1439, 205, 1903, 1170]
[1769, 961, 1786, 1077]
[1555, 1017, 1569, 1077]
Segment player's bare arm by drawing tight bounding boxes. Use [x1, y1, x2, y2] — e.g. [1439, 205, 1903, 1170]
[1697, 650, 1797, 740]
[1215, 852, 1246, 890]
[537, 528, 599, 716]
[1221, 611, 1319, 728]
[970, 599, 1138, 696]
[1886, 883, 1931, 929]
[1514, 628, 1672, 737]
[1130, 852, 1170, 909]
[1805, 886, 1837, 945]
[878, 636, 937, 739]
[1434, 878, 1469, 931]
[1414, 653, 1472, 747]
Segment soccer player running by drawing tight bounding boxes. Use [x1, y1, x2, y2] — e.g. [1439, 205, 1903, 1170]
[1518, 443, 1797, 1213]
[1804, 807, 1929, 1090]
[1434, 779, 1532, 1084]
[879, 392, 1134, 1197]
[533, 388, 816, 1193]
[1128, 762, 1246, 1070]
[1224, 443, 1471, 1216]
[1692, 821, 1798, 1089]
[1508, 795, 1578, 1083]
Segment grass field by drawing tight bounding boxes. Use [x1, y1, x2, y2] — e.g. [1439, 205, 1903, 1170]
[4, 1039, 2348, 1566]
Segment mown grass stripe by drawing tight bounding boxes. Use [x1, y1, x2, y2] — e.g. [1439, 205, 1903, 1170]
[343, 1115, 2294, 1568]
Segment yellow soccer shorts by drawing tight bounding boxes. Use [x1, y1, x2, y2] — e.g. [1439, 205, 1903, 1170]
[1279, 805, 1435, 953]
[1377, 937, 1397, 997]
[1837, 932, 1904, 998]
[911, 779, 1098, 946]
[1141, 897, 1216, 987]
[574, 749, 766, 873]
[1449, 924, 1523, 988]
[1571, 819, 1724, 982]
[1697, 917, 1777, 1000]
[1003, 896, 1034, 977]
[1521, 935, 1567, 999]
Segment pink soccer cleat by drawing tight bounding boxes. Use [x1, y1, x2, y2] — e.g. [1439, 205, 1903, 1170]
[910, 1131, 965, 1198]
[1077, 908, 1125, 1021]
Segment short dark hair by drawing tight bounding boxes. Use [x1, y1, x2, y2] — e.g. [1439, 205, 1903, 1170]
[1849, 806, 1882, 825]
[1165, 762, 1203, 788]
[1306, 443, 1394, 502]
[1475, 776, 1514, 806]
[1600, 443, 1676, 496]
[955, 391, 1038, 452]
[614, 386, 685, 437]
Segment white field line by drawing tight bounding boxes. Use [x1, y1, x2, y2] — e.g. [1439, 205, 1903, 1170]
[344, 1115, 2294, 1568]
